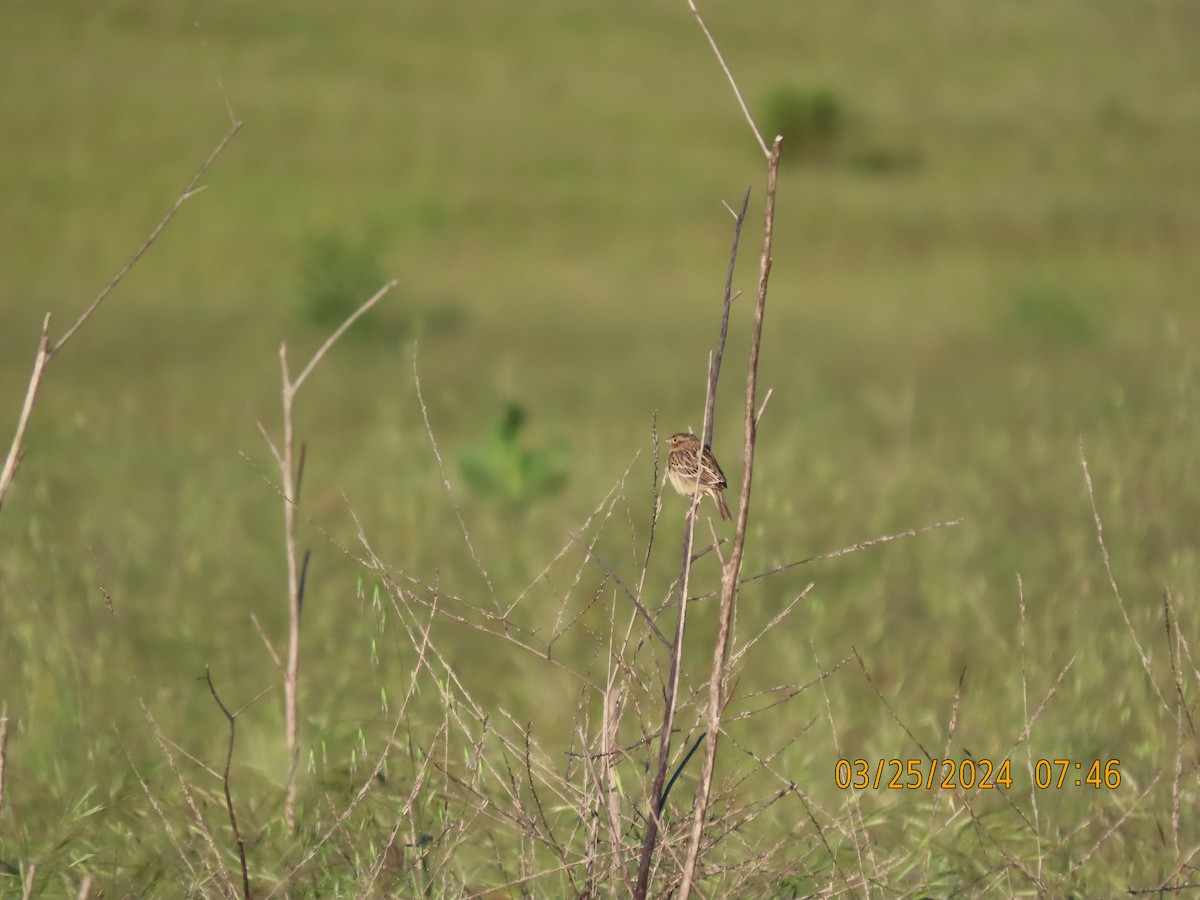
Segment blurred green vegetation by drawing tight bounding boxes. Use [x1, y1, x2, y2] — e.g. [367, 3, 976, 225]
[458, 402, 568, 506]
[761, 84, 844, 162]
[298, 231, 387, 330]
[1, 0, 1199, 894]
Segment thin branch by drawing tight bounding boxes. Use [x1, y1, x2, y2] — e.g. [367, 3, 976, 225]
[53, 122, 241, 354]
[755, 386, 773, 427]
[685, 1, 769, 157]
[250, 613, 284, 674]
[249, 411, 283, 469]
[0, 316, 50, 512]
[704, 187, 752, 449]
[205, 668, 252, 900]
[633, 413, 663, 618]
[291, 279, 396, 392]
[737, 518, 963, 589]
[569, 533, 669, 647]
[413, 350, 497, 604]
[1, 118, 241, 513]
[633, 173, 752, 900]
[729, 583, 814, 669]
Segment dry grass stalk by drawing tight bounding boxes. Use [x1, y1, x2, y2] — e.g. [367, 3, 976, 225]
[141, 701, 239, 898]
[678, 135, 783, 900]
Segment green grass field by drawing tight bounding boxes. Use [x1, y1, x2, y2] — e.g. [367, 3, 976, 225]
[2, 1, 1199, 895]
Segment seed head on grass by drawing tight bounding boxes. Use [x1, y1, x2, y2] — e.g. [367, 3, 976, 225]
[666, 432, 731, 521]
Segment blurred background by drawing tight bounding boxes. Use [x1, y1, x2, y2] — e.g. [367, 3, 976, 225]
[1, 0, 1198, 890]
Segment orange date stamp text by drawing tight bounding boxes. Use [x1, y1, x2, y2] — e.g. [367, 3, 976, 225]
[834, 758, 1121, 791]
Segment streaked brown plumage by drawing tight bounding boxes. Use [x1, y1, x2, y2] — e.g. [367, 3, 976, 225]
[666, 432, 731, 520]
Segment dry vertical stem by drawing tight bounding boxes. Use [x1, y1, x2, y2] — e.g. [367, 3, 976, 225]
[0, 702, 8, 814]
[257, 279, 397, 834]
[705, 187, 752, 448]
[679, 135, 783, 899]
[636, 151, 749, 900]
[633, 183, 751, 900]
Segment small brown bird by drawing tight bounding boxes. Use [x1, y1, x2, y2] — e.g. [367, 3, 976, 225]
[666, 432, 731, 520]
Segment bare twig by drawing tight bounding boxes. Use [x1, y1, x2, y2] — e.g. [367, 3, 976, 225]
[632, 413, 663, 619]
[685, 0, 769, 157]
[738, 518, 962, 589]
[205, 668, 253, 900]
[569, 533, 669, 647]
[0, 316, 50, 512]
[54, 124, 240, 355]
[728, 583, 814, 669]
[249, 613, 284, 674]
[0, 119, 241, 513]
[705, 187, 752, 449]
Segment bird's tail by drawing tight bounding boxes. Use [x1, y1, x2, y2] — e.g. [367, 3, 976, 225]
[715, 492, 731, 521]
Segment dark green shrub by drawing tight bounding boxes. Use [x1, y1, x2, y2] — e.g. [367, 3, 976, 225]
[761, 84, 843, 161]
[458, 403, 568, 507]
[299, 232, 387, 331]
[998, 287, 1102, 346]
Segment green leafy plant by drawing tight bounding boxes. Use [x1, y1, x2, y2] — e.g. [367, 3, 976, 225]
[458, 402, 567, 506]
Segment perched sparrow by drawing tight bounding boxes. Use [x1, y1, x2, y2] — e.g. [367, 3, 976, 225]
[666, 432, 731, 520]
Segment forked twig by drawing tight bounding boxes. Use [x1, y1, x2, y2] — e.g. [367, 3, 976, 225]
[256, 278, 397, 834]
